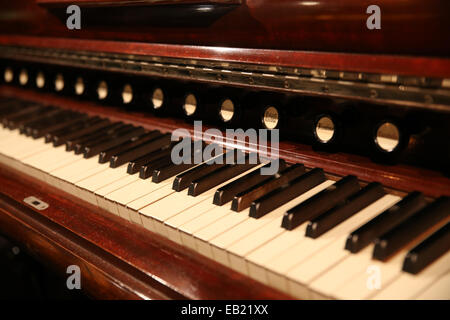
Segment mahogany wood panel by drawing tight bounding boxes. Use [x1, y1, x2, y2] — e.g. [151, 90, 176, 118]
[1, 85, 449, 198]
[0, 163, 290, 299]
[37, 0, 240, 5]
[0, 194, 170, 300]
[0, 0, 449, 55]
[1, 35, 450, 79]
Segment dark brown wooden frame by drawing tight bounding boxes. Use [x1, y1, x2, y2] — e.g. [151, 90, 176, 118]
[1, 35, 449, 78]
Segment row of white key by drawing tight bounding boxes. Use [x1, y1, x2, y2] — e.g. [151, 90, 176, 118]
[0, 124, 448, 299]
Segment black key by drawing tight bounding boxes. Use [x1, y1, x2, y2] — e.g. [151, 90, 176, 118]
[0, 97, 14, 105]
[44, 116, 90, 143]
[151, 141, 205, 183]
[213, 160, 287, 206]
[7, 106, 55, 129]
[282, 175, 361, 230]
[250, 168, 326, 219]
[172, 149, 228, 192]
[70, 124, 121, 153]
[54, 117, 109, 147]
[27, 109, 81, 131]
[23, 109, 75, 136]
[188, 154, 259, 196]
[83, 126, 145, 158]
[0, 103, 18, 114]
[127, 144, 174, 174]
[32, 113, 87, 139]
[373, 196, 450, 261]
[18, 108, 62, 134]
[98, 130, 162, 163]
[110, 133, 172, 168]
[306, 182, 386, 239]
[1, 103, 44, 122]
[67, 122, 122, 151]
[231, 163, 304, 212]
[75, 123, 135, 154]
[0, 105, 22, 119]
[27, 111, 84, 138]
[153, 162, 197, 183]
[0, 97, 16, 108]
[1, 104, 41, 126]
[0, 100, 31, 118]
[345, 191, 427, 254]
[402, 222, 450, 274]
[140, 154, 175, 179]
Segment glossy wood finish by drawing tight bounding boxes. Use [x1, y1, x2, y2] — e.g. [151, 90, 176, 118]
[1, 35, 450, 78]
[0, 0, 449, 56]
[0, 163, 289, 299]
[37, 0, 240, 5]
[0, 192, 168, 300]
[1, 85, 449, 198]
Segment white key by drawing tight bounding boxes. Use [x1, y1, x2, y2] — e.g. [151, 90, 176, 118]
[3, 136, 51, 159]
[165, 163, 267, 246]
[49, 157, 104, 192]
[0, 135, 54, 174]
[0, 126, 13, 137]
[57, 157, 107, 183]
[209, 181, 334, 270]
[164, 199, 232, 244]
[140, 189, 209, 232]
[76, 164, 130, 205]
[286, 195, 401, 299]
[317, 214, 447, 300]
[62, 161, 113, 196]
[20, 145, 77, 180]
[50, 157, 103, 194]
[246, 223, 309, 285]
[43, 154, 85, 185]
[0, 131, 29, 149]
[178, 163, 275, 252]
[372, 251, 450, 299]
[125, 180, 177, 225]
[22, 145, 73, 169]
[49, 157, 93, 181]
[179, 205, 231, 251]
[415, 272, 450, 300]
[105, 177, 174, 220]
[0, 129, 19, 141]
[326, 248, 405, 300]
[95, 174, 140, 211]
[193, 208, 249, 258]
[262, 194, 399, 295]
[141, 166, 257, 235]
[227, 181, 339, 274]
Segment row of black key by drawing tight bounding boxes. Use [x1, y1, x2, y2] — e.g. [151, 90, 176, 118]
[1, 97, 449, 276]
[0, 99, 180, 182]
[168, 138, 449, 276]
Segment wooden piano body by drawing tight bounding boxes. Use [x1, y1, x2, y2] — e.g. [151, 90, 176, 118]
[0, 0, 449, 299]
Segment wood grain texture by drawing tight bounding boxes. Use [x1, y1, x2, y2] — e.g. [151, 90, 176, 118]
[0, 0, 449, 56]
[1, 35, 450, 78]
[0, 163, 290, 299]
[37, 0, 240, 6]
[0, 193, 170, 300]
[1, 85, 449, 198]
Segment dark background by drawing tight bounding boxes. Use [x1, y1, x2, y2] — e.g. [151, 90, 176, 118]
[0, 233, 87, 300]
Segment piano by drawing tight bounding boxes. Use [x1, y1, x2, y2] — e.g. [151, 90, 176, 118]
[0, 0, 449, 300]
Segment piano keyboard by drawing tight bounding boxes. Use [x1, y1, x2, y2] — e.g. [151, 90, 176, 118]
[0, 96, 448, 300]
